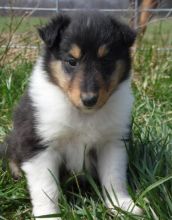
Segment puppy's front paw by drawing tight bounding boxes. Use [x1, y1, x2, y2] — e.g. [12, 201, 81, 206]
[106, 197, 142, 215]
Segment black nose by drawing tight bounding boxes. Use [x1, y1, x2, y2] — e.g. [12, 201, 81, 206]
[81, 93, 98, 107]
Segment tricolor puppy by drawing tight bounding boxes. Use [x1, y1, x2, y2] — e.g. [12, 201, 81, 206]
[4, 12, 142, 219]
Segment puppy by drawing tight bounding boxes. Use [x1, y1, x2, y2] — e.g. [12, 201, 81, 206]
[4, 12, 142, 219]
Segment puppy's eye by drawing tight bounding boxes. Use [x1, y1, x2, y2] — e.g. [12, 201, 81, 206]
[67, 58, 77, 67]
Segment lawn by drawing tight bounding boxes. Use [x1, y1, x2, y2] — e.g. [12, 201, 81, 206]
[0, 16, 172, 220]
[142, 18, 172, 47]
[0, 16, 46, 33]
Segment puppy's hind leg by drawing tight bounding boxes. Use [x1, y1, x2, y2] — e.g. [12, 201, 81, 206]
[0, 143, 22, 180]
[22, 148, 62, 220]
[9, 159, 22, 180]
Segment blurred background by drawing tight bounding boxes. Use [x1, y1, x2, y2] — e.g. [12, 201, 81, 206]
[0, 0, 172, 65]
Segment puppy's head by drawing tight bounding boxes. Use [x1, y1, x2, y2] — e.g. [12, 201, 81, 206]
[38, 12, 136, 112]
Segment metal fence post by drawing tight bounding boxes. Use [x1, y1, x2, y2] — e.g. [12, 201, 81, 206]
[56, 0, 59, 13]
[134, 0, 139, 29]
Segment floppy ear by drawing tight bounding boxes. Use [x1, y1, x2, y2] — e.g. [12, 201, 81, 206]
[119, 23, 136, 47]
[110, 17, 136, 47]
[38, 14, 70, 48]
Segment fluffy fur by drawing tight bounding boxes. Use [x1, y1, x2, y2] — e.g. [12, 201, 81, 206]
[3, 12, 142, 219]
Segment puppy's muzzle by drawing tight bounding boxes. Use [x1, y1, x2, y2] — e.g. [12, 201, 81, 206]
[81, 93, 98, 107]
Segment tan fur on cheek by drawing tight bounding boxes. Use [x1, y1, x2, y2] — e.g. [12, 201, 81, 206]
[50, 61, 83, 108]
[68, 74, 82, 107]
[50, 60, 71, 91]
[96, 60, 126, 108]
[94, 75, 109, 108]
[97, 88, 109, 108]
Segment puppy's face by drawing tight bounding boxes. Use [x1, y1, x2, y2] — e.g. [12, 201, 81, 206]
[38, 13, 136, 112]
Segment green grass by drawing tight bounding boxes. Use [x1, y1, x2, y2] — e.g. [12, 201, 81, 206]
[141, 19, 172, 47]
[0, 16, 46, 33]
[0, 16, 172, 46]
[0, 21, 172, 219]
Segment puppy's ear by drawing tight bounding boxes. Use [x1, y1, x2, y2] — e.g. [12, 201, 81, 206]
[38, 14, 70, 48]
[110, 17, 136, 47]
[119, 23, 136, 47]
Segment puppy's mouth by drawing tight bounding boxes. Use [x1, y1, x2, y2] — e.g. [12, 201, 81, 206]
[79, 106, 98, 114]
[75, 99, 107, 114]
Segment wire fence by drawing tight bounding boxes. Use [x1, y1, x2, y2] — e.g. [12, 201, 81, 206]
[1, 0, 172, 28]
[0, 0, 172, 62]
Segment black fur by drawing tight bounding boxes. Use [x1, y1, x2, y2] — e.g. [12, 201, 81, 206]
[6, 92, 45, 165]
[38, 14, 70, 49]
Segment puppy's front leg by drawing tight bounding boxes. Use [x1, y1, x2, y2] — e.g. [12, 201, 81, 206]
[22, 149, 61, 220]
[97, 141, 142, 214]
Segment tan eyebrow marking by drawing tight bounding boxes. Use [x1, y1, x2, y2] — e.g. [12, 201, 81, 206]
[69, 44, 81, 59]
[97, 45, 109, 58]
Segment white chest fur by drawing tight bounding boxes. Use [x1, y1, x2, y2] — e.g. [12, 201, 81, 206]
[29, 60, 133, 172]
